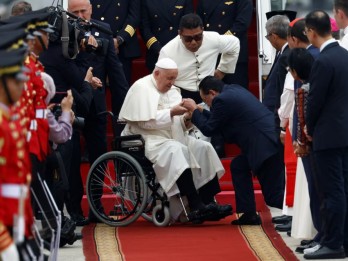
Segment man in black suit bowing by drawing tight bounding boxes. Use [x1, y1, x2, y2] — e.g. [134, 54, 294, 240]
[302, 10, 348, 260]
[183, 76, 284, 225]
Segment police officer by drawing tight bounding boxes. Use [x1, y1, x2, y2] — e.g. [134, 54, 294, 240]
[140, 0, 194, 72]
[196, 0, 253, 89]
[91, 0, 141, 84]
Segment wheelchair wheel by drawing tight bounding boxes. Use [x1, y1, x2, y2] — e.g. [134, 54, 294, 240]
[152, 205, 171, 227]
[86, 151, 148, 227]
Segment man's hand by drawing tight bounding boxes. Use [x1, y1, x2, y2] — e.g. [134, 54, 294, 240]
[113, 38, 120, 54]
[84, 67, 102, 89]
[280, 131, 285, 145]
[61, 90, 74, 112]
[182, 98, 198, 112]
[170, 101, 188, 117]
[80, 35, 99, 52]
[214, 69, 225, 80]
[304, 125, 313, 141]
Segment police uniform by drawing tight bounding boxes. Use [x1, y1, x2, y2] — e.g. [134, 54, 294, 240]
[196, 0, 253, 88]
[140, 0, 194, 71]
[91, 0, 141, 84]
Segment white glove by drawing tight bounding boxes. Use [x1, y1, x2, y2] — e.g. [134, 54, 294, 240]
[0, 242, 20, 261]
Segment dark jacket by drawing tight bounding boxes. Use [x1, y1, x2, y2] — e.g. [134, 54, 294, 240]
[191, 84, 278, 171]
[306, 41, 348, 151]
[140, 0, 193, 71]
[91, 0, 141, 58]
[76, 19, 129, 116]
[196, 0, 253, 63]
[263, 45, 290, 113]
[39, 42, 93, 118]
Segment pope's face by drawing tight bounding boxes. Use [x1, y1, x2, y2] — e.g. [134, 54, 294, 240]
[68, 0, 92, 21]
[179, 27, 204, 53]
[154, 68, 178, 93]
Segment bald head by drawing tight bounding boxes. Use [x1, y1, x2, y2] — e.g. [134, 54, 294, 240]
[68, 0, 92, 21]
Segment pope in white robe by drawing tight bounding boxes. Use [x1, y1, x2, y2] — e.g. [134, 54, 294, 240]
[119, 59, 225, 215]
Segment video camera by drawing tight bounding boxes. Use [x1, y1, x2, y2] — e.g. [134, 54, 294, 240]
[47, 5, 112, 58]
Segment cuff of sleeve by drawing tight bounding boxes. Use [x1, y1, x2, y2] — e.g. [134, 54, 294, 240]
[60, 111, 71, 123]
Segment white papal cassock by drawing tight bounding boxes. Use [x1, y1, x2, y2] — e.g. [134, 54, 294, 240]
[119, 74, 225, 198]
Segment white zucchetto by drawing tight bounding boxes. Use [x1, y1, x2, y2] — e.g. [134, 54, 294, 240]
[155, 58, 178, 69]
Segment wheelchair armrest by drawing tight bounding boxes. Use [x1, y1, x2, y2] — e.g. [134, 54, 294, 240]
[113, 135, 145, 150]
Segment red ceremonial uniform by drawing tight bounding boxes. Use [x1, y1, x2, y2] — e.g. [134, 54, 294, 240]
[24, 53, 49, 161]
[0, 104, 34, 239]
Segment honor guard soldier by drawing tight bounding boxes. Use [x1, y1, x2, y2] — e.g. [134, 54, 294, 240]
[91, 0, 141, 84]
[196, 0, 253, 89]
[0, 47, 35, 261]
[140, 0, 194, 72]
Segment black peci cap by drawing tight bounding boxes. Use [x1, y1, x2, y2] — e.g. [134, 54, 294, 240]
[266, 10, 297, 22]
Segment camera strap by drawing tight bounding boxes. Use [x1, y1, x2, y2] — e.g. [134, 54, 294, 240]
[61, 10, 80, 59]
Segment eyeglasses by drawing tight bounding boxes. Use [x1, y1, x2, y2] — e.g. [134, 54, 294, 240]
[181, 33, 203, 43]
[265, 32, 273, 40]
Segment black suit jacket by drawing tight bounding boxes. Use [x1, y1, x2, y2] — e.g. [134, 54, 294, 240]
[91, 0, 141, 59]
[140, 0, 193, 71]
[306, 41, 348, 151]
[263, 45, 290, 113]
[76, 19, 129, 116]
[39, 42, 93, 118]
[196, 0, 253, 63]
[191, 85, 278, 171]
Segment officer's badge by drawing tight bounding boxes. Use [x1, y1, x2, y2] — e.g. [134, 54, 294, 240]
[225, 1, 234, 5]
[175, 6, 183, 9]
[0, 138, 4, 153]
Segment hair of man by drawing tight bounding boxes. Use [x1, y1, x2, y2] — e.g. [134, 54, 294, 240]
[179, 13, 204, 31]
[199, 76, 224, 95]
[266, 15, 290, 39]
[305, 10, 332, 37]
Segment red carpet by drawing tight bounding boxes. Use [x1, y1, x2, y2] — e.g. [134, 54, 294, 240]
[82, 210, 298, 261]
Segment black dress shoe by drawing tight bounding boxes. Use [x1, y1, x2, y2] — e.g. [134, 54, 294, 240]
[71, 214, 90, 226]
[205, 203, 233, 221]
[301, 239, 314, 246]
[187, 204, 216, 224]
[303, 246, 345, 259]
[272, 215, 292, 224]
[296, 241, 319, 253]
[67, 232, 83, 245]
[231, 213, 261, 225]
[287, 231, 291, 237]
[275, 221, 292, 232]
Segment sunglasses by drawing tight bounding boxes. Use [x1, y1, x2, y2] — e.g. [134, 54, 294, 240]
[181, 33, 203, 43]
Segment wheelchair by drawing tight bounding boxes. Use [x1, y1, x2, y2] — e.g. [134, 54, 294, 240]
[86, 113, 173, 227]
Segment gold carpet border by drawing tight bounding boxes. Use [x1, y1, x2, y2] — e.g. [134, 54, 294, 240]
[238, 214, 285, 261]
[94, 223, 124, 261]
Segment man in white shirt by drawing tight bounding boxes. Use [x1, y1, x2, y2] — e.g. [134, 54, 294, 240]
[158, 13, 240, 102]
[119, 58, 232, 223]
[334, 0, 348, 49]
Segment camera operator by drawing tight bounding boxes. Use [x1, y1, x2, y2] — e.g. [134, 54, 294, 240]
[67, 0, 129, 223]
[39, 32, 98, 226]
